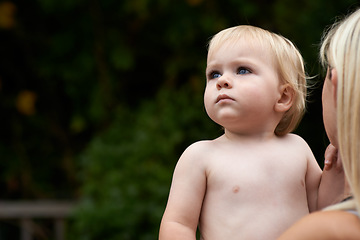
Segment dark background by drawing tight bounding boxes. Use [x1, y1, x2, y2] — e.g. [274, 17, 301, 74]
[0, 0, 359, 239]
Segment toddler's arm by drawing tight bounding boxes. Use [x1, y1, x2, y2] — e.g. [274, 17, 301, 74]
[304, 146, 322, 212]
[159, 142, 207, 240]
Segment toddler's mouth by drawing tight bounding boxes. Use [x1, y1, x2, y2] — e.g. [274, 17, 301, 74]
[216, 94, 234, 103]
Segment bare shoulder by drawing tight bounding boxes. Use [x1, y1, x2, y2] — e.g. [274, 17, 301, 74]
[278, 210, 360, 240]
[281, 133, 308, 145]
[176, 139, 216, 167]
[281, 133, 315, 153]
[182, 140, 214, 156]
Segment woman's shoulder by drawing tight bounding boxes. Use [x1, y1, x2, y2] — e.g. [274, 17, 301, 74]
[305, 210, 360, 230]
[278, 210, 360, 240]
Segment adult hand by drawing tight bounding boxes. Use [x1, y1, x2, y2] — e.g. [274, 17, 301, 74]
[318, 143, 351, 209]
[323, 143, 342, 171]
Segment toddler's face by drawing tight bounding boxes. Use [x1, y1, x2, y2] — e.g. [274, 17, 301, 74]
[204, 38, 283, 133]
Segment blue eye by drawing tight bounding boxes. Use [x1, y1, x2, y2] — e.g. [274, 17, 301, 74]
[237, 67, 251, 75]
[209, 71, 221, 79]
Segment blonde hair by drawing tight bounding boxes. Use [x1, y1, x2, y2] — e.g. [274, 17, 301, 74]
[208, 25, 307, 136]
[320, 10, 360, 212]
[320, 8, 360, 213]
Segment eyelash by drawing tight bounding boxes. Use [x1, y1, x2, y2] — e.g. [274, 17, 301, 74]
[207, 67, 252, 80]
[237, 67, 251, 75]
[208, 71, 221, 79]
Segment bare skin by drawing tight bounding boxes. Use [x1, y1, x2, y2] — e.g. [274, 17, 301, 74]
[277, 65, 357, 240]
[160, 31, 327, 240]
[278, 210, 360, 240]
[160, 132, 321, 240]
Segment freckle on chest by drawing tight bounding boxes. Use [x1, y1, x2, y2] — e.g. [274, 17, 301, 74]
[232, 185, 240, 193]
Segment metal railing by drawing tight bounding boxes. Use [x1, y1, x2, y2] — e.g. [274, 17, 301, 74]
[0, 201, 75, 240]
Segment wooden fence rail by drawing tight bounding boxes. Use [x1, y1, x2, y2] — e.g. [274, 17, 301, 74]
[0, 201, 75, 240]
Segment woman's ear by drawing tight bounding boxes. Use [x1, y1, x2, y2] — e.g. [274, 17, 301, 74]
[330, 68, 338, 104]
[275, 84, 294, 113]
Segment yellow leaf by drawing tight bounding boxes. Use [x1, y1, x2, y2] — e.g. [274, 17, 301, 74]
[16, 90, 37, 116]
[0, 1, 16, 29]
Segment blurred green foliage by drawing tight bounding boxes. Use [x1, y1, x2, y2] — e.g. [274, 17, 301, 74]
[71, 86, 219, 240]
[0, 0, 359, 239]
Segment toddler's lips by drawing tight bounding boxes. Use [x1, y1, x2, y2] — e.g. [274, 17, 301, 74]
[216, 94, 234, 103]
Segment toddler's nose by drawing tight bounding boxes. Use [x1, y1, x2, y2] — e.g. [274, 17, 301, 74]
[216, 76, 232, 89]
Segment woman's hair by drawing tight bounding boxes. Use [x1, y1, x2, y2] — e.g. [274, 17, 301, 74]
[320, 8, 360, 212]
[208, 25, 307, 136]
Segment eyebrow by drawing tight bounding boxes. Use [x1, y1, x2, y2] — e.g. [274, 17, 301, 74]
[206, 57, 258, 69]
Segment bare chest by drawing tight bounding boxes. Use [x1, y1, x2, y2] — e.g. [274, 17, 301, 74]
[205, 147, 307, 201]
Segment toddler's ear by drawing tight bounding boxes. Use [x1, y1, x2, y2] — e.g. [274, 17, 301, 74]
[275, 84, 294, 113]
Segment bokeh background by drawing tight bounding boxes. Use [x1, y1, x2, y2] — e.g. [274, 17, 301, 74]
[0, 0, 359, 239]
